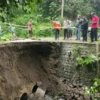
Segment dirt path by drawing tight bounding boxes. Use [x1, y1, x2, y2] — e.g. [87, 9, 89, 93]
[10, 37, 92, 43]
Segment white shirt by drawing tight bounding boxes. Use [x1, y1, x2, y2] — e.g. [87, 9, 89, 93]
[63, 20, 69, 28]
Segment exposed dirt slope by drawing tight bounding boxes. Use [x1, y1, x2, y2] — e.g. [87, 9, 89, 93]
[0, 42, 96, 100]
[0, 42, 60, 100]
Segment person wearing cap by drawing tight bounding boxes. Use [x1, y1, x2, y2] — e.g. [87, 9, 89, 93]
[91, 12, 99, 42]
[50, 18, 61, 40]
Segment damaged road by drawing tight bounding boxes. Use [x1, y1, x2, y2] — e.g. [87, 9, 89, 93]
[0, 41, 99, 100]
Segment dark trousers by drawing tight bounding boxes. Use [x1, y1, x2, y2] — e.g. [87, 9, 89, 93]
[91, 28, 98, 42]
[55, 29, 60, 40]
[82, 29, 87, 41]
[29, 30, 33, 37]
[69, 30, 72, 38]
[64, 29, 69, 39]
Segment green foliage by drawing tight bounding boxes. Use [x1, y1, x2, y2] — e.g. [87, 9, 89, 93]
[14, 14, 37, 25]
[41, 0, 95, 20]
[0, 34, 12, 41]
[41, 1, 60, 19]
[0, 0, 100, 21]
[76, 57, 84, 65]
[48, 2, 58, 19]
[34, 28, 53, 37]
[85, 78, 100, 100]
[76, 55, 99, 72]
[0, 0, 100, 40]
[0, 13, 55, 39]
[64, 0, 93, 19]
[73, 45, 81, 58]
[84, 55, 99, 64]
[0, 0, 43, 23]
[15, 28, 27, 38]
[0, 0, 43, 9]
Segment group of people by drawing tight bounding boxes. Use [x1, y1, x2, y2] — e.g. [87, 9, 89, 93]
[76, 12, 99, 42]
[76, 16, 88, 41]
[27, 18, 74, 40]
[50, 18, 74, 40]
[50, 12, 99, 42]
[1, 12, 98, 42]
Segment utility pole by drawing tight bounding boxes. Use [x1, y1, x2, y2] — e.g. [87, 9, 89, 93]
[61, 0, 64, 19]
[96, 42, 100, 78]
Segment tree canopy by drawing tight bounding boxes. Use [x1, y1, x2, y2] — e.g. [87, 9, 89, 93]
[0, 0, 100, 21]
[0, 0, 42, 7]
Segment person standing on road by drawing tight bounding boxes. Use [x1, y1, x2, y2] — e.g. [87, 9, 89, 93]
[76, 16, 82, 40]
[9, 24, 16, 37]
[27, 20, 33, 38]
[91, 12, 99, 42]
[63, 18, 69, 40]
[50, 18, 61, 40]
[69, 21, 74, 39]
[81, 16, 88, 41]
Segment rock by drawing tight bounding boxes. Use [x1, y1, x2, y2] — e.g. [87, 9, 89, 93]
[58, 98, 65, 100]
[44, 95, 53, 100]
[28, 93, 34, 100]
[35, 88, 46, 99]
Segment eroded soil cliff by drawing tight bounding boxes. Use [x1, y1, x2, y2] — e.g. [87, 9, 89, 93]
[0, 42, 61, 100]
[0, 42, 97, 100]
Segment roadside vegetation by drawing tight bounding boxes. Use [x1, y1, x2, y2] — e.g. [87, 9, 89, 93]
[0, 0, 100, 40]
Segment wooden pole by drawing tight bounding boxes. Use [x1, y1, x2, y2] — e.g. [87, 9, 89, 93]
[61, 0, 64, 19]
[96, 42, 99, 78]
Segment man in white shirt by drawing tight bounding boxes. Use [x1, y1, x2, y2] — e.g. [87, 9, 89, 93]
[63, 18, 69, 40]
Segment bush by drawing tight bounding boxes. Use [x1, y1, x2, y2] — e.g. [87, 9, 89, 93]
[34, 28, 54, 37]
[15, 28, 28, 38]
[0, 13, 59, 39]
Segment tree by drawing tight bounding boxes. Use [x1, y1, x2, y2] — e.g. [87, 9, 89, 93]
[0, 0, 43, 22]
[63, 0, 93, 19]
[40, 0, 95, 20]
[91, 0, 100, 16]
[61, 0, 64, 19]
[0, 0, 43, 15]
[0, 0, 42, 8]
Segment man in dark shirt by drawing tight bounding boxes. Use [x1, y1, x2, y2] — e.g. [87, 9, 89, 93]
[81, 16, 88, 41]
